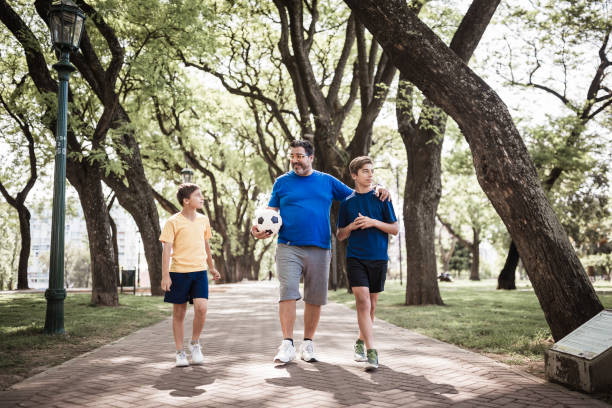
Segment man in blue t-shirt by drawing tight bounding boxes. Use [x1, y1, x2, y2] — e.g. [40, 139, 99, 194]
[337, 156, 398, 370]
[251, 140, 389, 365]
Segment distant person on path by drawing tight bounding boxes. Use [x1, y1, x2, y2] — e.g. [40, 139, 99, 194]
[336, 156, 398, 370]
[160, 183, 221, 367]
[251, 139, 389, 364]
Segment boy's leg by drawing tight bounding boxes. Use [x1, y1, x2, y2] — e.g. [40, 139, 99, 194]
[369, 293, 380, 322]
[353, 287, 374, 349]
[172, 303, 188, 351]
[189, 270, 210, 342]
[191, 298, 208, 341]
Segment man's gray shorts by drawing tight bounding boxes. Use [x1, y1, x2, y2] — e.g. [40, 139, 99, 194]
[276, 243, 331, 305]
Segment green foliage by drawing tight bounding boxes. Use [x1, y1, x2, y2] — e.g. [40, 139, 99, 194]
[553, 166, 612, 259]
[439, 127, 506, 251]
[448, 241, 470, 273]
[582, 253, 612, 279]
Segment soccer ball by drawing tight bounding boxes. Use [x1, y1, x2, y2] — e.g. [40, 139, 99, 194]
[253, 208, 283, 235]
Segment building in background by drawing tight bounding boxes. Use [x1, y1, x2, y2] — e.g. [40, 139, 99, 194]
[28, 206, 149, 289]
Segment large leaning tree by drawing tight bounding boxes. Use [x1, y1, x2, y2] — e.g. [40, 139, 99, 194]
[495, 0, 611, 289]
[343, 0, 603, 340]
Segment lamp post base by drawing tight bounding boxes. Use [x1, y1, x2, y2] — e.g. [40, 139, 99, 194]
[44, 288, 67, 334]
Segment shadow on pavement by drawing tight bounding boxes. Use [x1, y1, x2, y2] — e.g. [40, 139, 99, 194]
[266, 360, 457, 405]
[154, 366, 215, 397]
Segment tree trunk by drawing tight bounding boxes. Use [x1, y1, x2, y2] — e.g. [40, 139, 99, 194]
[329, 201, 349, 290]
[343, 0, 603, 340]
[400, 95, 445, 305]
[67, 160, 118, 306]
[108, 209, 120, 285]
[469, 228, 480, 281]
[497, 241, 518, 289]
[16, 206, 31, 289]
[102, 121, 164, 296]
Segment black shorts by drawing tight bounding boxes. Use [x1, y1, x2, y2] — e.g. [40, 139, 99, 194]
[346, 257, 387, 293]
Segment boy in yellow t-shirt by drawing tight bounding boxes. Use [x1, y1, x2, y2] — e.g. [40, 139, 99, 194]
[159, 183, 221, 367]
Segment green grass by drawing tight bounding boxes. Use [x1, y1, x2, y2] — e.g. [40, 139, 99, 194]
[0, 293, 171, 390]
[329, 279, 612, 363]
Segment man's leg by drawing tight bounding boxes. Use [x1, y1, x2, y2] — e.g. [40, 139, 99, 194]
[299, 247, 330, 362]
[279, 299, 297, 339]
[303, 302, 321, 339]
[173, 303, 188, 350]
[353, 287, 374, 349]
[191, 298, 208, 341]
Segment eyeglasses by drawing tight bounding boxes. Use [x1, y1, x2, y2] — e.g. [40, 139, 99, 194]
[287, 153, 310, 160]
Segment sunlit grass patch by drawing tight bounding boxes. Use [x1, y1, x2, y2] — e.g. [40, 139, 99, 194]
[0, 293, 171, 390]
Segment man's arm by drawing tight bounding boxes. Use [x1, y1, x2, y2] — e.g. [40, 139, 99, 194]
[161, 241, 173, 291]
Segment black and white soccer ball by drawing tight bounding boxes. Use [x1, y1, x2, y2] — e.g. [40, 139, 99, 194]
[253, 208, 283, 235]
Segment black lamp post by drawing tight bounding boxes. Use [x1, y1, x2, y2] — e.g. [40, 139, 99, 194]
[44, 0, 85, 334]
[181, 167, 194, 183]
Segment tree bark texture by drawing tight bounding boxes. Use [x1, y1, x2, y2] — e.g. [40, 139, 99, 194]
[343, 0, 603, 340]
[469, 227, 480, 281]
[498, 241, 518, 290]
[67, 161, 119, 306]
[399, 92, 445, 305]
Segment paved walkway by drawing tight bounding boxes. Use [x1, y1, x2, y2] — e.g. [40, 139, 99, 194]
[2, 282, 608, 408]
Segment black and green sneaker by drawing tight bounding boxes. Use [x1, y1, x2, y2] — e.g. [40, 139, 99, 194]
[366, 349, 378, 370]
[354, 339, 367, 362]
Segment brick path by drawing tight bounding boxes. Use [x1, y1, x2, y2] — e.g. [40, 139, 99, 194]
[2, 281, 608, 407]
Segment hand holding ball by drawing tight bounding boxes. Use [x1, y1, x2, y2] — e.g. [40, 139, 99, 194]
[253, 208, 283, 236]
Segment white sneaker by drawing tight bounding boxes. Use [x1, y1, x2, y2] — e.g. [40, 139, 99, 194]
[190, 342, 204, 365]
[299, 340, 317, 362]
[273, 340, 296, 363]
[175, 350, 189, 367]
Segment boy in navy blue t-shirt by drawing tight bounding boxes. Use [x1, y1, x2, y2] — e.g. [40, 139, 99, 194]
[337, 156, 398, 370]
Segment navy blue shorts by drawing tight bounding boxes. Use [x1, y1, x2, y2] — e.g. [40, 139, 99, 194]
[346, 258, 387, 293]
[164, 271, 208, 304]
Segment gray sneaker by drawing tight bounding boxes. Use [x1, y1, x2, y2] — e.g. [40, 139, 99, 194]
[366, 349, 378, 370]
[354, 339, 367, 362]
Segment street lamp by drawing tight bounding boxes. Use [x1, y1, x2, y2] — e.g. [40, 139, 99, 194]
[44, 0, 86, 334]
[181, 167, 194, 183]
